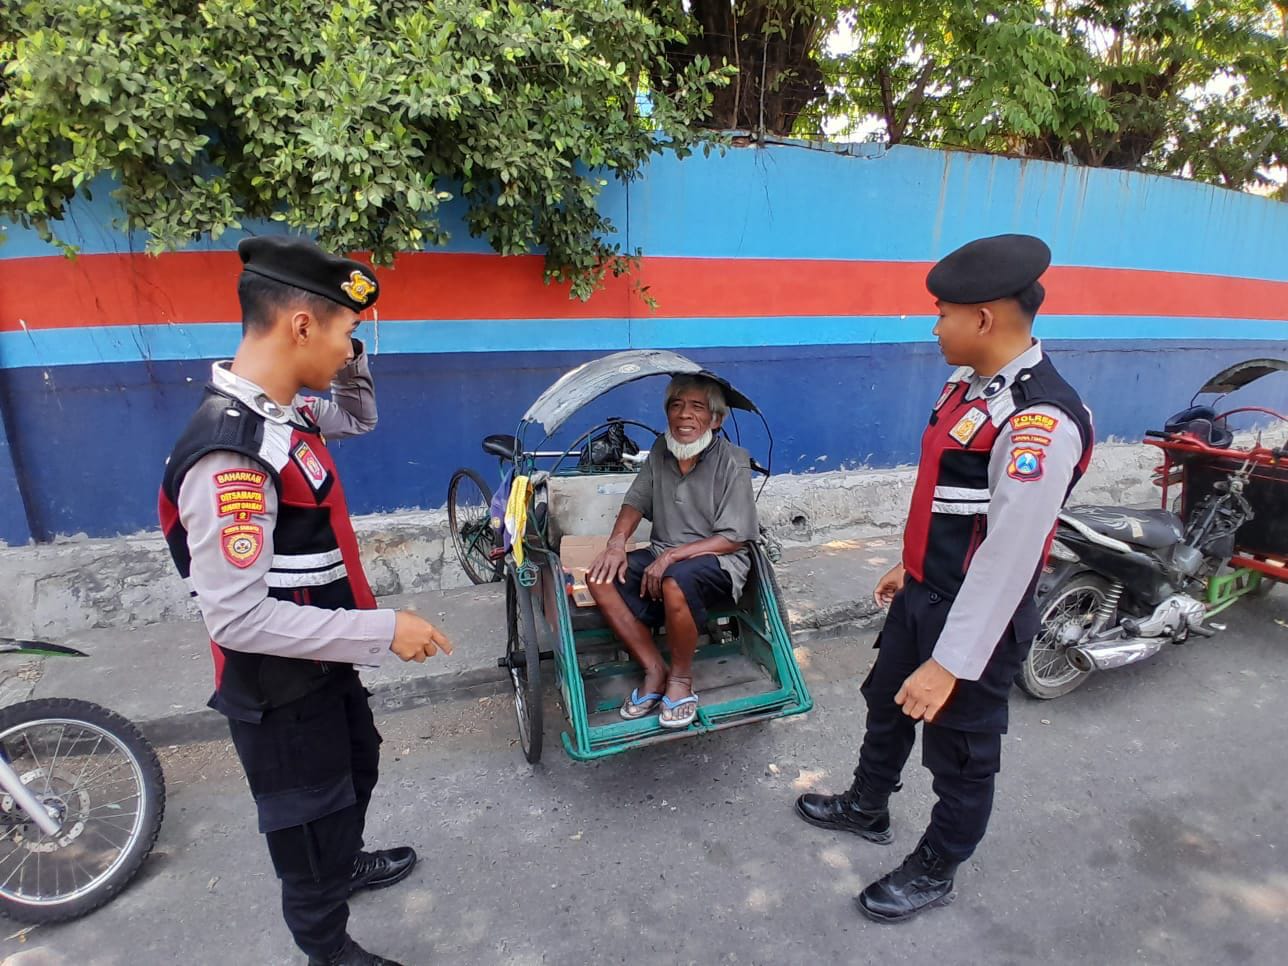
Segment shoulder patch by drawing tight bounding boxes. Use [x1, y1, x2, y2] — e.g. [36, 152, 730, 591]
[221, 523, 264, 568]
[215, 469, 267, 521]
[1011, 412, 1059, 433]
[1007, 446, 1046, 482]
[1011, 432, 1052, 447]
[214, 468, 268, 489]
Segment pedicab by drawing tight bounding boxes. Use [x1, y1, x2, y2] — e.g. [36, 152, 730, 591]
[478, 350, 812, 763]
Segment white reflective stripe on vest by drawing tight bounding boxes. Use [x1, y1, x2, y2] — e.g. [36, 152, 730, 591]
[933, 485, 990, 502]
[270, 548, 345, 571]
[931, 500, 991, 515]
[265, 563, 349, 588]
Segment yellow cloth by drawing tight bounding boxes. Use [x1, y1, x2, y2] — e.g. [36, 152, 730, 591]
[504, 474, 531, 567]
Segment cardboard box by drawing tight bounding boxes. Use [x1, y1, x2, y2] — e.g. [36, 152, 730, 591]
[560, 535, 643, 607]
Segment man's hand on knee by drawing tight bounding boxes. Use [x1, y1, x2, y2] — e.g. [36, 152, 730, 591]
[589, 546, 629, 584]
[642, 548, 678, 599]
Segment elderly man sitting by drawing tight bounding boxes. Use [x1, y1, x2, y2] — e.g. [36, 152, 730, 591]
[587, 374, 759, 729]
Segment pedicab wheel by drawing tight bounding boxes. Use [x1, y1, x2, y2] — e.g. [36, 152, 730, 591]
[505, 576, 544, 763]
[1017, 572, 1109, 700]
[447, 468, 502, 585]
[0, 698, 166, 924]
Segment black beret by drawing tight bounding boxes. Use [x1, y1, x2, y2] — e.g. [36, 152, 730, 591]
[237, 236, 380, 312]
[926, 233, 1051, 304]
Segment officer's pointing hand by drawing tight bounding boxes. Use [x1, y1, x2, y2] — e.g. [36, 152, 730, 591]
[391, 611, 454, 663]
[895, 658, 957, 722]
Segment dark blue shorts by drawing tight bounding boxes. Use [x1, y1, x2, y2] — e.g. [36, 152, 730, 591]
[616, 548, 734, 629]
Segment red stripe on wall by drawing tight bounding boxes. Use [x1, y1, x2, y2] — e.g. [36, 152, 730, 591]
[2, 251, 1287, 331]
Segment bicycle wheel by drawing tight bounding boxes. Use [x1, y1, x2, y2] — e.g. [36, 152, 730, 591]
[505, 576, 543, 764]
[0, 698, 166, 924]
[448, 468, 503, 585]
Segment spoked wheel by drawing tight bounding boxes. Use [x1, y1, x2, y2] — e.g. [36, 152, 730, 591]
[505, 576, 544, 764]
[448, 468, 502, 585]
[1018, 573, 1114, 700]
[0, 699, 165, 923]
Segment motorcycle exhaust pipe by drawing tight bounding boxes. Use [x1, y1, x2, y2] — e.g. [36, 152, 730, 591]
[1067, 637, 1166, 673]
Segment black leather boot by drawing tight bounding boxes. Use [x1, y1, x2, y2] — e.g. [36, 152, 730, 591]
[855, 837, 958, 923]
[349, 846, 418, 896]
[793, 780, 893, 843]
[307, 935, 405, 966]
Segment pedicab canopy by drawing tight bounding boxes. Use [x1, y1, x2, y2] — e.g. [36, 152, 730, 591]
[1197, 358, 1288, 397]
[520, 350, 759, 437]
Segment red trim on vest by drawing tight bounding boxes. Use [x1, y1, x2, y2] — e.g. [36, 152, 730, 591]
[279, 427, 377, 610]
[158, 489, 179, 538]
[209, 640, 226, 689]
[902, 382, 1001, 584]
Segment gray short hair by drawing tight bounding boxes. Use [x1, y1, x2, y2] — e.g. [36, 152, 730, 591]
[664, 374, 728, 419]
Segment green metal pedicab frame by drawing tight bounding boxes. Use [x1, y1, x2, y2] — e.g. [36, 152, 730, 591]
[490, 350, 813, 763]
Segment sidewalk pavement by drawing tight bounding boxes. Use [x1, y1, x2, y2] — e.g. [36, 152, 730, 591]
[0, 532, 900, 746]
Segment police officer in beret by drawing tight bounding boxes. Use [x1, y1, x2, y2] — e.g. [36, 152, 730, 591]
[159, 236, 452, 965]
[795, 234, 1094, 922]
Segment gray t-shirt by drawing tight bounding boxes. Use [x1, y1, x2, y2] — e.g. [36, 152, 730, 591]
[622, 436, 759, 598]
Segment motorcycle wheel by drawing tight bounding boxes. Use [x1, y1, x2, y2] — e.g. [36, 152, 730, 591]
[0, 699, 165, 924]
[1018, 572, 1114, 700]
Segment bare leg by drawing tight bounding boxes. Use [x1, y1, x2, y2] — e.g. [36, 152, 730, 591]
[661, 577, 700, 704]
[588, 579, 669, 695]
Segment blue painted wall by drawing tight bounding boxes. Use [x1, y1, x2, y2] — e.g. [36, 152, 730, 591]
[2, 142, 1286, 542]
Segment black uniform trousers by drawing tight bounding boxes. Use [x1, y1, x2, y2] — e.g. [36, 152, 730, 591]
[854, 579, 1034, 863]
[226, 668, 380, 960]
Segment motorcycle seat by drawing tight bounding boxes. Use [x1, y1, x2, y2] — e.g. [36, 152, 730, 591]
[1062, 506, 1184, 549]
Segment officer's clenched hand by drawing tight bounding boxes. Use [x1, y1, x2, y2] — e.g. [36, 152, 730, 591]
[873, 563, 906, 609]
[391, 612, 454, 663]
[895, 658, 957, 722]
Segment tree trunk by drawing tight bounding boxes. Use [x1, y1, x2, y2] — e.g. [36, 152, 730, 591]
[668, 1, 829, 135]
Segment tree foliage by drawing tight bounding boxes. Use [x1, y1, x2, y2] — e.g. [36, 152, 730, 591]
[658, 1, 1288, 196]
[0, 0, 727, 296]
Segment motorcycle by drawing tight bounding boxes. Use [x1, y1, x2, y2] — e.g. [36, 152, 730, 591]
[1019, 358, 1288, 700]
[0, 639, 166, 923]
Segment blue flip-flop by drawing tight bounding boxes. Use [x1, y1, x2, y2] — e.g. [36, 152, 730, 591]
[658, 693, 699, 730]
[620, 689, 663, 720]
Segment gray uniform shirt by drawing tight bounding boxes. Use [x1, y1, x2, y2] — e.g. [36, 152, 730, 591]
[175, 348, 396, 667]
[931, 342, 1088, 680]
[622, 436, 759, 598]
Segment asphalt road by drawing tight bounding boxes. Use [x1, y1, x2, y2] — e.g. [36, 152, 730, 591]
[4, 591, 1287, 966]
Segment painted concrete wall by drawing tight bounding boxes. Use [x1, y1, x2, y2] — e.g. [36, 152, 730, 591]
[1, 141, 1286, 543]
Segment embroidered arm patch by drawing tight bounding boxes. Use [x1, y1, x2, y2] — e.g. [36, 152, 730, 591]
[1010, 412, 1059, 433]
[213, 469, 268, 568]
[1007, 446, 1046, 481]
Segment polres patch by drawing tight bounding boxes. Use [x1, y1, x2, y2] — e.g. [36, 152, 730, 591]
[221, 523, 264, 568]
[1011, 411, 1059, 433]
[291, 440, 330, 492]
[1007, 446, 1046, 482]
